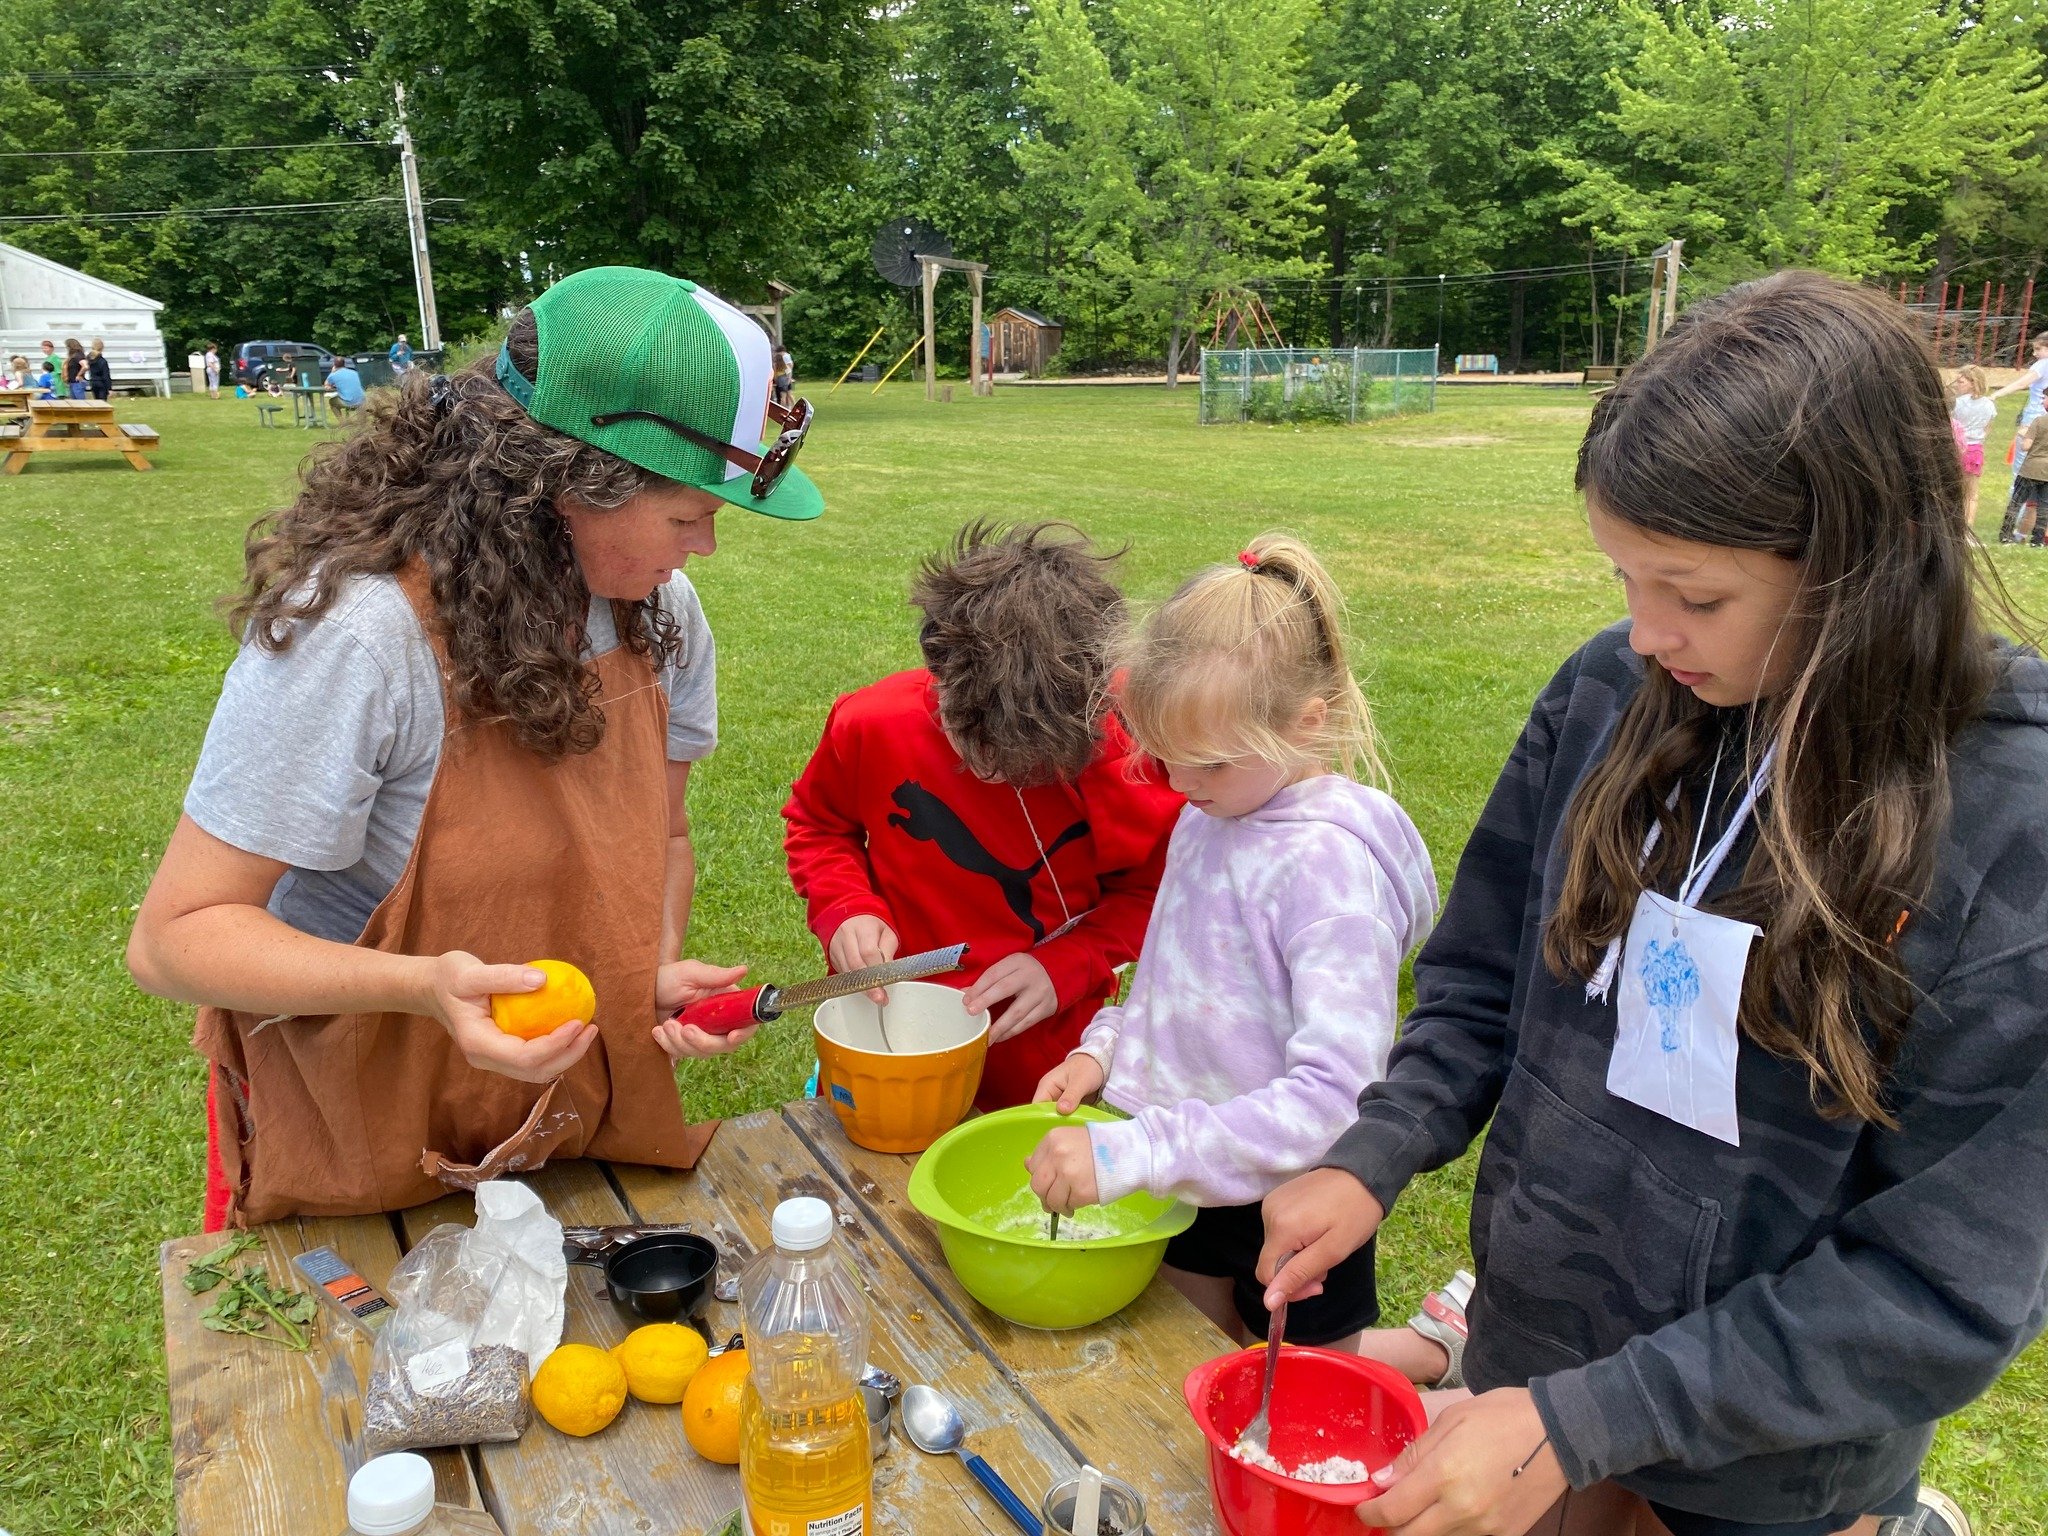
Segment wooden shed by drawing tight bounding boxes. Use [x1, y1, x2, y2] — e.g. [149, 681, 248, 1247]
[0, 241, 170, 394]
[990, 306, 1062, 376]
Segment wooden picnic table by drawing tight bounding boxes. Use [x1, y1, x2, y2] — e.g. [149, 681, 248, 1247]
[161, 1097, 1230, 1535]
[3, 398, 158, 473]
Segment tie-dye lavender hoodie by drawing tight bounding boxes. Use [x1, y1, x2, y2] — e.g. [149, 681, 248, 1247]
[1076, 774, 1437, 1208]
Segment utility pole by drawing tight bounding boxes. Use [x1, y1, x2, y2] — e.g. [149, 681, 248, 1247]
[394, 83, 441, 353]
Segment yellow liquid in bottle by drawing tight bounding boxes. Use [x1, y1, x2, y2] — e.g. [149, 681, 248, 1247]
[739, 1342, 872, 1536]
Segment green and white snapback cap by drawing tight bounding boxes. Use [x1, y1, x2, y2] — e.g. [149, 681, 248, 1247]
[496, 265, 822, 521]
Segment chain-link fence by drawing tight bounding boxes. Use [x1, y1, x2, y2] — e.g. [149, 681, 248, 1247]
[1198, 346, 1439, 424]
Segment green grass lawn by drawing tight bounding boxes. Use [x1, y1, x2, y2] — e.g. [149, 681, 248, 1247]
[3, 382, 2044, 1534]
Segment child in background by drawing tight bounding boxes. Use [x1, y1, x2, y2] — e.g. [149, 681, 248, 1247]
[2000, 411, 2048, 544]
[1025, 534, 1436, 1350]
[1950, 366, 1996, 530]
[783, 521, 1182, 1110]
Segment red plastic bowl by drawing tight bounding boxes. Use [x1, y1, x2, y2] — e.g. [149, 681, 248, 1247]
[1183, 1347, 1427, 1536]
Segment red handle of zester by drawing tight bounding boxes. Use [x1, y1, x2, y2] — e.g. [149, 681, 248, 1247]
[671, 985, 773, 1035]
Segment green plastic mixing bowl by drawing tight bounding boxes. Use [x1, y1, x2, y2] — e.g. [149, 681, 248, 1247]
[907, 1103, 1196, 1330]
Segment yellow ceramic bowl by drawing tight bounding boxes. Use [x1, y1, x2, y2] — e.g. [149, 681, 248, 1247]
[813, 981, 989, 1153]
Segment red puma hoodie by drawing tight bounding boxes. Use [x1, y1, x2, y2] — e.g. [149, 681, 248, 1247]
[783, 669, 1182, 1109]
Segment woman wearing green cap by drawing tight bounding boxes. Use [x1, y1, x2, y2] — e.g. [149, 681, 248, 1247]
[127, 268, 823, 1227]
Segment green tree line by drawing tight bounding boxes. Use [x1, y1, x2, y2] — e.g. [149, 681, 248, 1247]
[4, 0, 2044, 375]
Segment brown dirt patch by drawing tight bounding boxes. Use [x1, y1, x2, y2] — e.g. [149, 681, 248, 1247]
[1383, 432, 1505, 448]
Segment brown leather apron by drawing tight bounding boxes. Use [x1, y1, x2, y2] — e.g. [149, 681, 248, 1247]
[195, 564, 715, 1225]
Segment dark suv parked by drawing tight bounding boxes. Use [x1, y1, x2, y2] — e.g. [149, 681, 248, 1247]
[230, 340, 333, 387]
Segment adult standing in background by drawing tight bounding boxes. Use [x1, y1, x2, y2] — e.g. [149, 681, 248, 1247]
[41, 339, 59, 377]
[204, 344, 222, 399]
[62, 338, 87, 400]
[86, 339, 112, 401]
[772, 345, 795, 409]
[388, 332, 414, 376]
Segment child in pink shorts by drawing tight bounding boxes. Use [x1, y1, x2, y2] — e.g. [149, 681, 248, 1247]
[1951, 365, 1996, 531]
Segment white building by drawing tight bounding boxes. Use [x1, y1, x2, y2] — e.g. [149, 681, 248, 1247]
[0, 240, 170, 395]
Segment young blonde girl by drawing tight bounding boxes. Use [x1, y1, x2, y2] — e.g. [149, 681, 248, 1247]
[1025, 533, 1437, 1349]
[1950, 364, 1996, 529]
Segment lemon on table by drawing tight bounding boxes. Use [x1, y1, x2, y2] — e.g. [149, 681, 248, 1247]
[612, 1323, 709, 1404]
[490, 959, 597, 1041]
[681, 1348, 750, 1465]
[532, 1342, 628, 1437]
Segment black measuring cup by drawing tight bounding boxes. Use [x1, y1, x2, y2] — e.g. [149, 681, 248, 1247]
[566, 1229, 719, 1323]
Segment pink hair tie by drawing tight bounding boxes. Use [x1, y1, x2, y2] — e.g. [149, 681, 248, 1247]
[1237, 550, 1260, 571]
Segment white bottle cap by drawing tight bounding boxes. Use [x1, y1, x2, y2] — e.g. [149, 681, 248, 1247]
[772, 1196, 836, 1252]
[348, 1452, 436, 1535]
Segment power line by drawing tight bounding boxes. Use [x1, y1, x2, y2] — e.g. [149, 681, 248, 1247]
[0, 196, 460, 225]
[0, 140, 388, 159]
[2, 64, 356, 83]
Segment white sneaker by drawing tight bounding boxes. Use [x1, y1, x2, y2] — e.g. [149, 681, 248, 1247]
[1879, 1487, 1972, 1536]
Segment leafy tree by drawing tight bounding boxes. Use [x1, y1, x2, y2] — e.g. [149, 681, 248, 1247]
[1555, 0, 2048, 285]
[361, 0, 892, 302]
[1019, 0, 1353, 384]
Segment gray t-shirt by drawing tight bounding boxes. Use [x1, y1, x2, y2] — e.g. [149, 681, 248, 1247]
[186, 571, 716, 943]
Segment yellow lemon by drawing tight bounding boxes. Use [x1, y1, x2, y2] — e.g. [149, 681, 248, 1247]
[681, 1349, 750, 1465]
[491, 959, 597, 1041]
[532, 1342, 628, 1437]
[612, 1323, 710, 1405]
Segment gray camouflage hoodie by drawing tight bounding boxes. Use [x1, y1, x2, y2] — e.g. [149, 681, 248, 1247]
[1323, 622, 2048, 1525]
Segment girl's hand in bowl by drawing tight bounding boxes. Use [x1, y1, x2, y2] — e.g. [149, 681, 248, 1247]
[1026, 1125, 1099, 1215]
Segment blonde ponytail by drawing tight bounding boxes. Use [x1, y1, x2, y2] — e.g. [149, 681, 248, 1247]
[1114, 532, 1389, 785]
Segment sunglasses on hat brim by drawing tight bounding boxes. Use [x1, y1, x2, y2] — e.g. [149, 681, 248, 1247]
[590, 397, 812, 501]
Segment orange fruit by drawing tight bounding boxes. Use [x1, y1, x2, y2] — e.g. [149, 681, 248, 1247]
[531, 1343, 628, 1437]
[681, 1348, 750, 1465]
[490, 959, 597, 1041]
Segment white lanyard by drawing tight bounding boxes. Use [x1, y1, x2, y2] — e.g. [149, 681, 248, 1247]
[1013, 786, 1077, 931]
[1587, 741, 1776, 1003]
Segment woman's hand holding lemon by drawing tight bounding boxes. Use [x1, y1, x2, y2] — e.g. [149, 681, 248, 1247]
[653, 959, 756, 1061]
[424, 951, 597, 1083]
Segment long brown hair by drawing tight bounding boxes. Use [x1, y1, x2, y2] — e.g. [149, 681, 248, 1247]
[1114, 532, 1388, 786]
[1545, 270, 1997, 1126]
[912, 520, 1126, 786]
[229, 311, 682, 758]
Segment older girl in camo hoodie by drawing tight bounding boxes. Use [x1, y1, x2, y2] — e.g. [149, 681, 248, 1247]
[1025, 533, 1437, 1350]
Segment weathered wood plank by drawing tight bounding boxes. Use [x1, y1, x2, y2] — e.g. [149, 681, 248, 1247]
[783, 1096, 1228, 1535]
[395, 1159, 744, 1536]
[613, 1110, 1076, 1533]
[163, 1210, 486, 1535]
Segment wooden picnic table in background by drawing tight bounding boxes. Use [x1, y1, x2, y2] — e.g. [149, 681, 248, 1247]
[162, 1099, 1230, 1536]
[3, 398, 158, 473]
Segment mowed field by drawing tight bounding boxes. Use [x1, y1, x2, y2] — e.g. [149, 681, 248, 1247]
[2, 380, 2044, 1534]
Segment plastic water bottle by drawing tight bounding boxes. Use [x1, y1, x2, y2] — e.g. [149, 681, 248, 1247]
[337, 1454, 500, 1534]
[739, 1196, 873, 1536]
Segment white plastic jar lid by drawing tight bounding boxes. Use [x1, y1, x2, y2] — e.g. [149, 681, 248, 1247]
[348, 1452, 435, 1535]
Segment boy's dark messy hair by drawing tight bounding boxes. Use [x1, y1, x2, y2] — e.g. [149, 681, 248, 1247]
[912, 520, 1125, 786]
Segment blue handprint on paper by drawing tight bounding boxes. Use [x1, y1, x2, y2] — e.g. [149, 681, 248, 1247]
[1640, 937, 1701, 1053]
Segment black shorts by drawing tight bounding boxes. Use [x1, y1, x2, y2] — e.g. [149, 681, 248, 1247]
[1648, 1478, 1920, 1536]
[1163, 1200, 1379, 1344]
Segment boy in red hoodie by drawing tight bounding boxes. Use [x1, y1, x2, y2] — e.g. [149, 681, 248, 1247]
[784, 521, 1182, 1110]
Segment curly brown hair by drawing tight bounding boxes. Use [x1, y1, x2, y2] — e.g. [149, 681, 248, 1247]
[911, 520, 1125, 786]
[227, 311, 683, 758]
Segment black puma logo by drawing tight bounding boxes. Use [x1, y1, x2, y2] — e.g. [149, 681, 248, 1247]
[887, 780, 1087, 942]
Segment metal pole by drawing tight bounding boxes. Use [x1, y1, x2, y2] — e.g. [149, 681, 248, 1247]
[2017, 277, 2036, 368]
[1975, 282, 1991, 365]
[1435, 274, 1446, 353]
[393, 84, 441, 353]
[831, 325, 887, 393]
